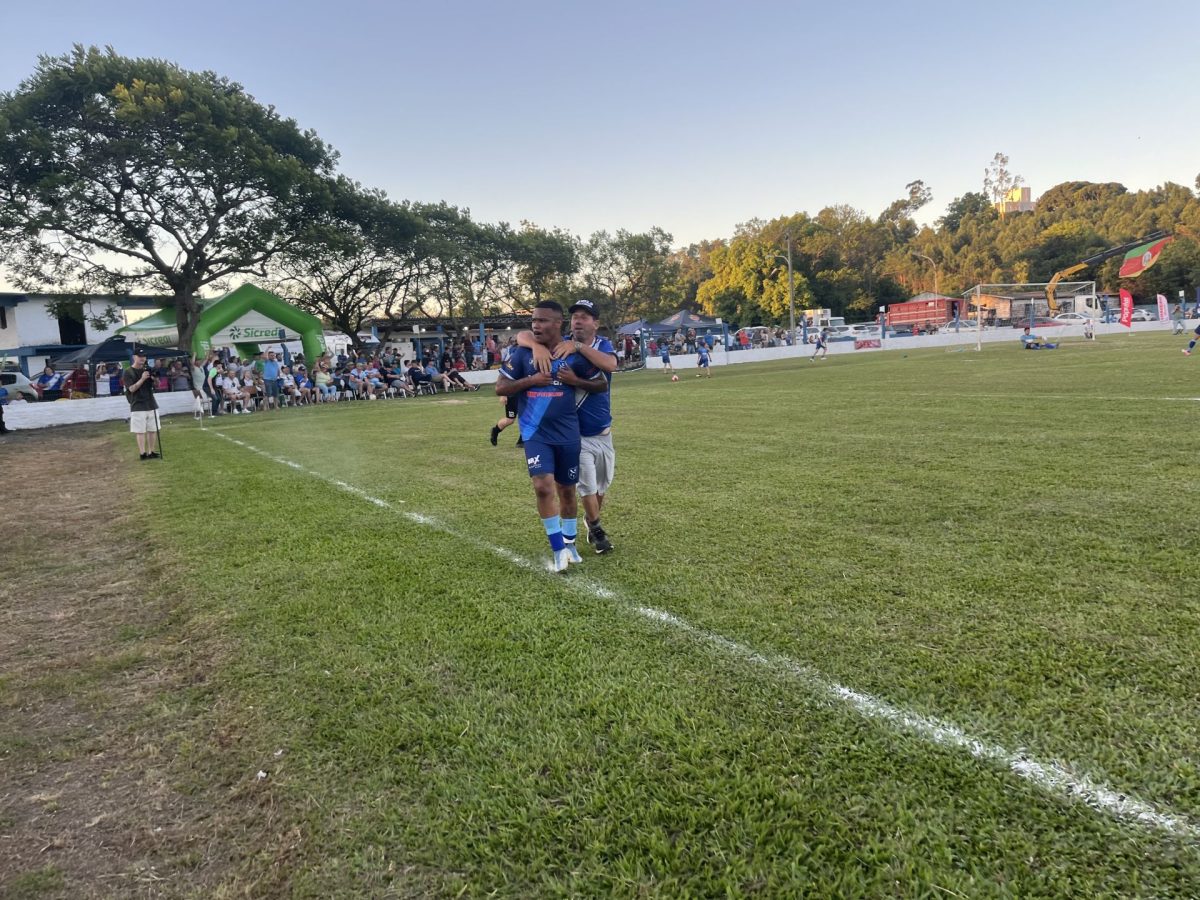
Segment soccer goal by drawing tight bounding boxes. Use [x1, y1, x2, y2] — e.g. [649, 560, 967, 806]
[963, 281, 1100, 324]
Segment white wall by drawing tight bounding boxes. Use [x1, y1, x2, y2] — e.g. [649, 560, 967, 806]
[644, 319, 1175, 368]
[3, 391, 200, 431]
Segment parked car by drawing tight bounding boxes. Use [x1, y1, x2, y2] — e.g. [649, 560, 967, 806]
[1012, 317, 1062, 328]
[1130, 308, 1154, 322]
[1053, 312, 1093, 322]
[0, 370, 38, 401]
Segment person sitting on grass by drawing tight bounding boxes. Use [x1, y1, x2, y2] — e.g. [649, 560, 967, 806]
[444, 367, 477, 391]
[1020, 326, 1057, 350]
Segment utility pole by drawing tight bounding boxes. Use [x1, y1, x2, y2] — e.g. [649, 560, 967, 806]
[786, 230, 796, 343]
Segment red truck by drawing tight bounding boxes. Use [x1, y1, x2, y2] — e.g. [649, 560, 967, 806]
[885, 298, 962, 331]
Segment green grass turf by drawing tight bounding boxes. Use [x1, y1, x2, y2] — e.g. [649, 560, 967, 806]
[140, 332, 1200, 896]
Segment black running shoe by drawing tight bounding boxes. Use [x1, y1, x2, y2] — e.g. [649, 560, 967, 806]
[588, 526, 614, 554]
[146, 451, 161, 459]
[516, 436, 524, 448]
[490, 425, 500, 446]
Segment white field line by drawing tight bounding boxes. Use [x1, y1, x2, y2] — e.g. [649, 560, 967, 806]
[884, 392, 1200, 404]
[211, 429, 1200, 841]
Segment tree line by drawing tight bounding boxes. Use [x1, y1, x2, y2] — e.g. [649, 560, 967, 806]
[2, 47, 1198, 352]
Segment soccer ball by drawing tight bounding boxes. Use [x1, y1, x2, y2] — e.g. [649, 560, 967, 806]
[671, 374, 679, 382]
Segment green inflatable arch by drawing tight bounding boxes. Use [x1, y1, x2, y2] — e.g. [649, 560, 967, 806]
[193, 284, 325, 362]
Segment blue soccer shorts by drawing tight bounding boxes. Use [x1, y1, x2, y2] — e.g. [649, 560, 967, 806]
[522, 437, 580, 486]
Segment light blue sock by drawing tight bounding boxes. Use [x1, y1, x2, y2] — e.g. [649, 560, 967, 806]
[562, 517, 578, 543]
[542, 516, 564, 551]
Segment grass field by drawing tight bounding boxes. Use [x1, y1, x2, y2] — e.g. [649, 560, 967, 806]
[75, 334, 1200, 894]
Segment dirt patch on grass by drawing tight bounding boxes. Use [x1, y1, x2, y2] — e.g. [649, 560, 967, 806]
[0, 425, 280, 898]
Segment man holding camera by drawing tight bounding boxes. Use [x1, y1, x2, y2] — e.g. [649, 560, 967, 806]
[124, 349, 161, 460]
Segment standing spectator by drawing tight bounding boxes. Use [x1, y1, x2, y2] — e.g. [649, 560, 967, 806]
[32, 365, 63, 400]
[190, 355, 208, 419]
[1172, 303, 1185, 335]
[261, 350, 282, 411]
[123, 349, 160, 460]
[170, 360, 190, 392]
[486, 333, 498, 366]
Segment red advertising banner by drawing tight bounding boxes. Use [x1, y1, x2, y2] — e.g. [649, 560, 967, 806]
[1157, 293, 1169, 321]
[1119, 289, 1134, 328]
[854, 339, 881, 350]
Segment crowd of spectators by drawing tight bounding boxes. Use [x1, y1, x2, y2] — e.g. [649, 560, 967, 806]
[193, 345, 484, 416]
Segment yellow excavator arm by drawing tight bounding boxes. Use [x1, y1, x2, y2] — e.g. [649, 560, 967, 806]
[1045, 230, 1174, 315]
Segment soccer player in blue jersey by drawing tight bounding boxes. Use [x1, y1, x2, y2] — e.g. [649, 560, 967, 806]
[516, 299, 619, 553]
[659, 340, 675, 375]
[498, 301, 608, 572]
[695, 340, 712, 378]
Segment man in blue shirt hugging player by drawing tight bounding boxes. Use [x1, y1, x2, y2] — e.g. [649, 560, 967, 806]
[497, 301, 609, 572]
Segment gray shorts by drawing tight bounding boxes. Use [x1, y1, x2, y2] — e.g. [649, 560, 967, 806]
[264, 381, 281, 397]
[578, 432, 615, 497]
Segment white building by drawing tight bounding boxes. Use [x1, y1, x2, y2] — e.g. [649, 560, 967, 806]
[0, 293, 168, 374]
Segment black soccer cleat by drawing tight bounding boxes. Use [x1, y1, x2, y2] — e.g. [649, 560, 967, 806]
[587, 525, 614, 554]
[490, 425, 500, 446]
[515, 436, 524, 448]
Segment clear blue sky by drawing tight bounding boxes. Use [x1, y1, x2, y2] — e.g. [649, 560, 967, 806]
[3, 0, 1198, 248]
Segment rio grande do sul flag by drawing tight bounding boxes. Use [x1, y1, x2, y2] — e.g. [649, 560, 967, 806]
[1119, 236, 1174, 278]
[1119, 289, 1134, 327]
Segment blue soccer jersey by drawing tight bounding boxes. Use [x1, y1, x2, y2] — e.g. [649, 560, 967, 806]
[697, 345, 710, 366]
[500, 346, 599, 444]
[577, 336, 616, 437]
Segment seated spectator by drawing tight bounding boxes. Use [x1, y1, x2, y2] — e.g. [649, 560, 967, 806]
[385, 365, 413, 397]
[423, 361, 449, 391]
[219, 370, 246, 413]
[406, 360, 432, 388]
[279, 366, 298, 405]
[313, 364, 337, 402]
[240, 369, 260, 410]
[293, 366, 314, 404]
[364, 364, 386, 398]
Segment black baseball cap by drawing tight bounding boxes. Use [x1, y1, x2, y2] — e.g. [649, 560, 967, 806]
[568, 299, 599, 318]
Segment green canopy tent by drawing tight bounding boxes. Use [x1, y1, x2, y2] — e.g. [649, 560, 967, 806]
[118, 284, 325, 362]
